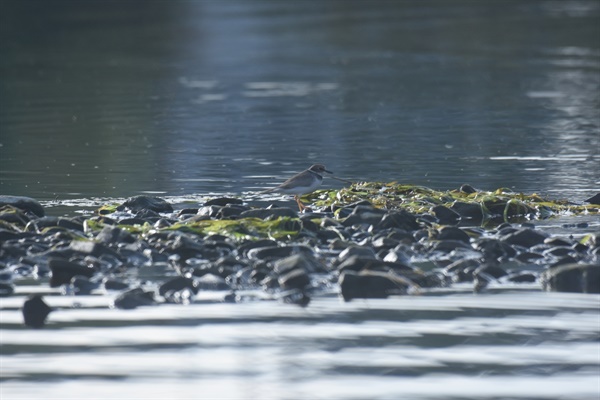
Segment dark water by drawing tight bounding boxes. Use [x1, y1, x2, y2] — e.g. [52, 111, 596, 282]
[1, 2, 600, 399]
[1, 0, 599, 202]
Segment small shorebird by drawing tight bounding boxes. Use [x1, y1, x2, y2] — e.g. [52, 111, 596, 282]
[261, 164, 333, 211]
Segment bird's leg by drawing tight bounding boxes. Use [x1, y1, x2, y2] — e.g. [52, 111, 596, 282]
[294, 195, 306, 212]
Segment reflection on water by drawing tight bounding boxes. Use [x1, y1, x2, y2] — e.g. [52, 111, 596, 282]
[0, 0, 598, 201]
[1, 292, 599, 399]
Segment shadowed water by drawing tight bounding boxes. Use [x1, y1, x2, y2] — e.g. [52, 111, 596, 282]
[1, 1, 599, 399]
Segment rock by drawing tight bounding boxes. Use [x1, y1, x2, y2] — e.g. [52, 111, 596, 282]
[159, 276, 199, 297]
[541, 263, 600, 293]
[113, 287, 156, 309]
[196, 273, 230, 290]
[66, 275, 100, 295]
[342, 206, 386, 227]
[431, 205, 461, 225]
[204, 197, 244, 207]
[501, 228, 548, 248]
[376, 211, 421, 231]
[218, 204, 249, 219]
[450, 201, 483, 223]
[69, 240, 121, 259]
[503, 271, 537, 283]
[278, 268, 311, 291]
[279, 289, 311, 307]
[273, 253, 323, 274]
[117, 196, 173, 213]
[459, 184, 477, 194]
[0, 195, 45, 217]
[584, 193, 600, 205]
[338, 245, 377, 260]
[247, 245, 314, 261]
[339, 270, 417, 301]
[435, 226, 471, 243]
[95, 225, 136, 244]
[474, 238, 517, 261]
[0, 282, 15, 297]
[48, 258, 96, 287]
[22, 295, 52, 328]
[103, 278, 130, 291]
[239, 207, 298, 220]
[25, 216, 84, 233]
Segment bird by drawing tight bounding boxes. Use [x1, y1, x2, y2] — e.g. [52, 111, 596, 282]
[261, 164, 333, 211]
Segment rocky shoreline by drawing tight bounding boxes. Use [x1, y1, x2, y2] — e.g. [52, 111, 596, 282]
[1, 186, 599, 328]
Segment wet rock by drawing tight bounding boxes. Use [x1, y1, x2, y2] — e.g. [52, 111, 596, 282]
[0, 282, 15, 296]
[0, 195, 45, 217]
[431, 205, 461, 225]
[338, 245, 377, 260]
[49, 258, 96, 287]
[376, 211, 420, 231]
[279, 289, 311, 307]
[117, 196, 173, 214]
[278, 268, 311, 291]
[435, 226, 471, 243]
[584, 193, 600, 204]
[503, 271, 538, 283]
[339, 270, 417, 301]
[239, 207, 298, 220]
[541, 263, 600, 294]
[204, 197, 244, 207]
[459, 184, 477, 194]
[69, 240, 121, 259]
[218, 204, 249, 219]
[450, 202, 484, 224]
[194, 273, 230, 290]
[113, 287, 156, 309]
[501, 228, 548, 249]
[103, 278, 130, 291]
[95, 225, 136, 244]
[342, 206, 386, 227]
[159, 276, 199, 297]
[443, 259, 481, 282]
[197, 205, 223, 218]
[247, 245, 314, 261]
[22, 295, 52, 328]
[25, 217, 84, 233]
[473, 238, 517, 261]
[274, 253, 324, 274]
[65, 275, 100, 295]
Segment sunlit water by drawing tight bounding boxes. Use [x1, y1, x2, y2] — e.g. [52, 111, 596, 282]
[1, 1, 600, 399]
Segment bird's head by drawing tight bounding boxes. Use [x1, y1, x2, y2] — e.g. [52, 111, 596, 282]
[309, 164, 333, 175]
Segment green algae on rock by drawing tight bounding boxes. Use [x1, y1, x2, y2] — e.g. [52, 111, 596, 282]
[305, 182, 599, 223]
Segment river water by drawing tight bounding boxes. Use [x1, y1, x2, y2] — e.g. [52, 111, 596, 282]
[1, 1, 599, 399]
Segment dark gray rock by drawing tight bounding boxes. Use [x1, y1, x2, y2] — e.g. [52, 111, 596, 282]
[49, 258, 95, 287]
[541, 263, 600, 294]
[196, 273, 230, 290]
[113, 287, 156, 309]
[584, 193, 600, 204]
[247, 245, 314, 261]
[0, 195, 45, 217]
[273, 253, 324, 275]
[204, 197, 244, 207]
[502, 228, 548, 248]
[459, 184, 477, 194]
[278, 268, 311, 291]
[431, 205, 461, 225]
[339, 270, 416, 301]
[450, 201, 484, 224]
[0, 282, 15, 297]
[96, 226, 136, 244]
[159, 276, 199, 297]
[376, 211, 421, 231]
[342, 205, 386, 227]
[239, 207, 298, 220]
[22, 295, 52, 328]
[117, 196, 173, 213]
[436, 226, 471, 243]
[338, 245, 377, 261]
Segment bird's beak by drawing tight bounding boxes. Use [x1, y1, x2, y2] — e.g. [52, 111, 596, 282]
[325, 169, 333, 174]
